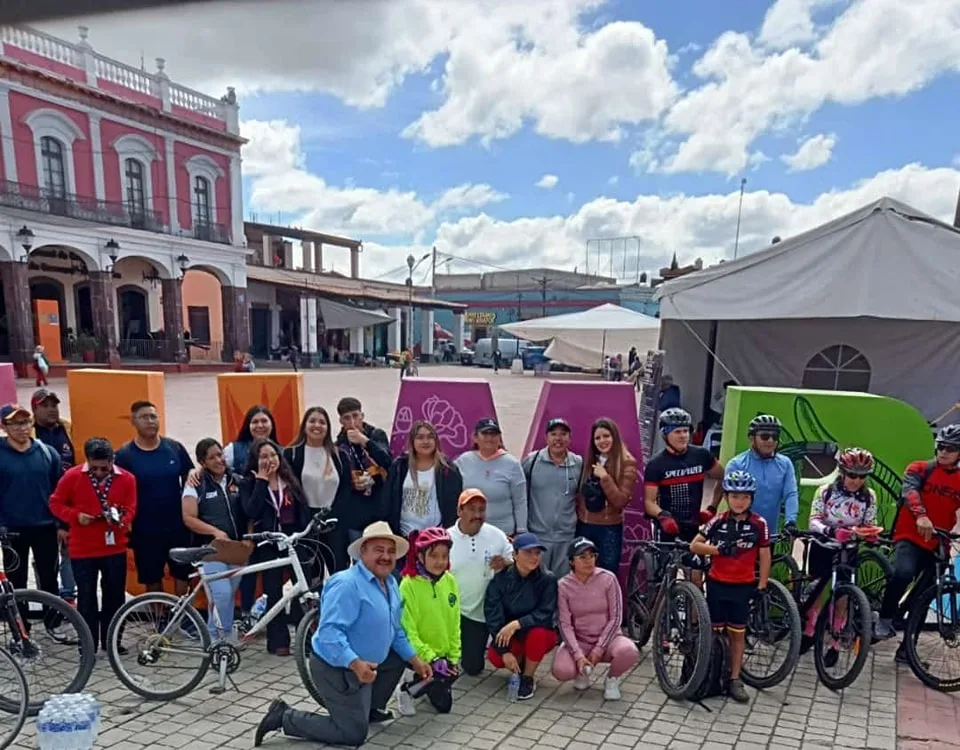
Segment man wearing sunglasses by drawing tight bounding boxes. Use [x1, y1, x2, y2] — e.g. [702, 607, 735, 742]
[875, 424, 960, 657]
[722, 415, 798, 535]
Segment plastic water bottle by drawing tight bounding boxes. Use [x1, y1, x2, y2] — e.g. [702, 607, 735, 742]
[506, 673, 520, 702]
[250, 594, 268, 622]
[38, 694, 101, 749]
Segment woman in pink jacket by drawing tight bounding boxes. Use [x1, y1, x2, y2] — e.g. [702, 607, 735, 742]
[552, 537, 639, 700]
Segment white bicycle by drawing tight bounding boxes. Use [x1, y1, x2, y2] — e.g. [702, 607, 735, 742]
[105, 513, 336, 700]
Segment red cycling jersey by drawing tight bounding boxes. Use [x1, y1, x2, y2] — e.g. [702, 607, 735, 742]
[894, 460, 960, 552]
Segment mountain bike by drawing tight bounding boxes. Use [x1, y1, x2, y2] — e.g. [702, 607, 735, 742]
[625, 538, 712, 699]
[789, 529, 873, 690]
[902, 528, 960, 692]
[0, 645, 29, 749]
[0, 529, 96, 715]
[106, 513, 336, 700]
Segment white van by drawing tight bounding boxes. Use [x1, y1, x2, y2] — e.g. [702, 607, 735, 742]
[473, 338, 529, 368]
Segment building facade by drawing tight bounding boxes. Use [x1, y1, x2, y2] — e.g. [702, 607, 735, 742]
[0, 25, 249, 374]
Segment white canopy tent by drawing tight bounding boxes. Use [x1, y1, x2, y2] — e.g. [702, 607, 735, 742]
[499, 303, 661, 369]
[654, 196, 960, 421]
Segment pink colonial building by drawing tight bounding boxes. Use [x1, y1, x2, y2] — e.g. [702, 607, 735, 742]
[0, 24, 250, 375]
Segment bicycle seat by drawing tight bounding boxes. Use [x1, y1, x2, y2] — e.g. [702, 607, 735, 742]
[169, 546, 217, 565]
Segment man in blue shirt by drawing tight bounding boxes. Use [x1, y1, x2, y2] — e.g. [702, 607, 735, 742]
[721, 415, 798, 534]
[255, 521, 432, 747]
[114, 401, 194, 595]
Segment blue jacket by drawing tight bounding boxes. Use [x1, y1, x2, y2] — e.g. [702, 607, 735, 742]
[725, 449, 798, 533]
[0, 438, 63, 528]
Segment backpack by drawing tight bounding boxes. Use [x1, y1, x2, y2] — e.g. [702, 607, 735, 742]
[523, 449, 544, 503]
[689, 632, 730, 702]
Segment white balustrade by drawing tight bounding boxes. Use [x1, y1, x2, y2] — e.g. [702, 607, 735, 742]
[94, 57, 153, 95]
[0, 26, 80, 67]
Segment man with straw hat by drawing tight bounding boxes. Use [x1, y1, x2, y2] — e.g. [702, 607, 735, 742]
[255, 521, 432, 747]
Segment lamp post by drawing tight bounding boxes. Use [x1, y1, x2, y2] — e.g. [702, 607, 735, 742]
[175, 254, 190, 362]
[406, 254, 415, 351]
[104, 238, 119, 273]
[16, 225, 33, 263]
[733, 177, 747, 260]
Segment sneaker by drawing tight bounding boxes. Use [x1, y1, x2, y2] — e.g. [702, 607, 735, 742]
[369, 708, 394, 723]
[727, 678, 749, 703]
[603, 676, 622, 701]
[573, 673, 591, 691]
[44, 624, 72, 642]
[254, 699, 288, 747]
[396, 687, 416, 717]
[874, 618, 896, 640]
[895, 645, 909, 665]
[824, 647, 839, 669]
[517, 675, 535, 701]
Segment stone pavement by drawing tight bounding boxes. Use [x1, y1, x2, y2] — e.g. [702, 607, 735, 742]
[13, 366, 959, 748]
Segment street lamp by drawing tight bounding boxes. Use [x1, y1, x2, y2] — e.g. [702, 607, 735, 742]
[406, 254, 415, 351]
[105, 238, 119, 272]
[175, 254, 190, 362]
[176, 254, 190, 277]
[16, 225, 33, 263]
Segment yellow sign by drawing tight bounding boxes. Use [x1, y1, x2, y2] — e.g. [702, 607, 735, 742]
[465, 312, 496, 324]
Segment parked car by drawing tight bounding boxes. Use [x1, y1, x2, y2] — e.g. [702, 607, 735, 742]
[460, 347, 475, 365]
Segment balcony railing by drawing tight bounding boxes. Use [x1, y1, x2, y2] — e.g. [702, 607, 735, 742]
[0, 180, 231, 245]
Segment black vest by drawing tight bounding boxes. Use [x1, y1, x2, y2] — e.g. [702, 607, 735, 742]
[195, 471, 245, 542]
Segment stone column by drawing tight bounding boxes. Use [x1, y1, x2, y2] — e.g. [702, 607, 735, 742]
[350, 247, 360, 278]
[160, 277, 184, 362]
[453, 312, 465, 352]
[350, 326, 364, 355]
[221, 285, 251, 361]
[87, 271, 119, 364]
[164, 136, 179, 234]
[229, 153, 243, 246]
[89, 113, 105, 201]
[270, 304, 281, 348]
[262, 234, 275, 267]
[420, 308, 435, 359]
[387, 307, 401, 352]
[0, 261, 33, 375]
[299, 297, 318, 363]
[301, 240, 314, 272]
[281, 241, 294, 269]
[314, 243, 323, 273]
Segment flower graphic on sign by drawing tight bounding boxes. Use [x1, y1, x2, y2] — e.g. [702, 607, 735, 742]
[391, 395, 469, 453]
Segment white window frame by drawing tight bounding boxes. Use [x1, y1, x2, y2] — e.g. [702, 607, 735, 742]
[113, 133, 157, 214]
[184, 154, 224, 225]
[23, 108, 85, 197]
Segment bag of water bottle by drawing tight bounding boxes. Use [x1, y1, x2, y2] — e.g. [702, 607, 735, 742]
[250, 594, 268, 622]
[37, 693, 100, 750]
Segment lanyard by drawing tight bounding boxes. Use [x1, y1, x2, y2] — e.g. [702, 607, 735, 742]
[267, 479, 286, 516]
[86, 471, 114, 514]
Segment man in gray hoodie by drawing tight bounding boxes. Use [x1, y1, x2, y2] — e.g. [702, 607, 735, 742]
[522, 418, 582, 577]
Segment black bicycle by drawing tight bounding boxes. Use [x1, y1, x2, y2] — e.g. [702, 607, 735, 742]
[625, 538, 712, 699]
[788, 529, 873, 691]
[0, 529, 95, 715]
[902, 528, 960, 692]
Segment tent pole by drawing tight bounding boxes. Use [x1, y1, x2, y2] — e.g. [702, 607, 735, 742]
[601, 329, 607, 371]
[700, 320, 718, 428]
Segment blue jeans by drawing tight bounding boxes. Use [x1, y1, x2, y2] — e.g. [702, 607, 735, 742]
[59, 539, 76, 599]
[201, 561, 242, 639]
[575, 522, 624, 574]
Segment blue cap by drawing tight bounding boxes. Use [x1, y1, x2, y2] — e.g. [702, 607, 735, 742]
[0, 403, 31, 424]
[512, 532, 546, 553]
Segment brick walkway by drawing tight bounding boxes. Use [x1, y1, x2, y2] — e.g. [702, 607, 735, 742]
[896, 668, 960, 750]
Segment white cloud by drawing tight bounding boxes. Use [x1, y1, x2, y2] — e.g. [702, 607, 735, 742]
[758, 0, 839, 49]
[781, 133, 837, 171]
[434, 184, 508, 212]
[537, 174, 559, 189]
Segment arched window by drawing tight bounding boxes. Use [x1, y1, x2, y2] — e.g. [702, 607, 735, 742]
[124, 158, 145, 217]
[41, 136, 67, 198]
[194, 176, 211, 227]
[802, 344, 871, 392]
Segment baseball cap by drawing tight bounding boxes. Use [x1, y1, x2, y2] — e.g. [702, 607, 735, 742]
[0, 404, 32, 424]
[568, 536, 598, 559]
[31, 388, 60, 408]
[512, 532, 547, 553]
[474, 418, 501, 434]
[457, 488, 487, 508]
[545, 417, 570, 434]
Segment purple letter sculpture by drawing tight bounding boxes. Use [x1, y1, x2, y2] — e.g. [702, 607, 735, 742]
[391, 378, 497, 461]
[523, 380, 649, 590]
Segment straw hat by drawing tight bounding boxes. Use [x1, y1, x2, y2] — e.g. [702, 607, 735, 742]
[347, 521, 409, 560]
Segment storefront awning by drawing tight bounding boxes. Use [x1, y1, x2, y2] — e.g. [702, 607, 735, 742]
[319, 298, 393, 329]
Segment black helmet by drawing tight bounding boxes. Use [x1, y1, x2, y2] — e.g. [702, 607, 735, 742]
[748, 414, 782, 437]
[659, 407, 692, 431]
[936, 424, 960, 451]
[567, 537, 598, 560]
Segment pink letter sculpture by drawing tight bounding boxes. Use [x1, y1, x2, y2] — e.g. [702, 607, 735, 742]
[523, 379, 649, 590]
[0, 364, 16, 406]
[391, 378, 497, 461]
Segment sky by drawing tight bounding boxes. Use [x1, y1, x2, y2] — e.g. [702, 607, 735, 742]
[43, 0, 960, 283]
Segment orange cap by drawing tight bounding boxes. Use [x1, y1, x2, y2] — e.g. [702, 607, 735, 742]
[457, 488, 487, 508]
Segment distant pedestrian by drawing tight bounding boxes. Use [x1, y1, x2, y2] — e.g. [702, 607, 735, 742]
[33, 345, 49, 386]
[288, 345, 300, 372]
[493, 349, 502, 373]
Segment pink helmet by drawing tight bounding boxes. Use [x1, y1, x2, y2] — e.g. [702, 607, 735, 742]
[837, 447, 874, 477]
[414, 526, 452, 554]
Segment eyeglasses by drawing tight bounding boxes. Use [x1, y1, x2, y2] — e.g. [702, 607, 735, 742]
[756, 432, 779, 441]
[4, 420, 32, 429]
[841, 472, 868, 480]
[936, 445, 960, 453]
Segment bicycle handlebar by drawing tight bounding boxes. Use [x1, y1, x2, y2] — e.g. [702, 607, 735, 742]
[243, 514, 338, 546]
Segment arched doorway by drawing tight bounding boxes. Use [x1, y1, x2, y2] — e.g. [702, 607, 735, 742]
[73, 282, 93, 335]
[117, 286, 150, 358]
[30, 277, 66, 350]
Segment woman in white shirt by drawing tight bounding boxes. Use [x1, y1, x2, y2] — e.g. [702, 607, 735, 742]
[283, 406, 351, 572]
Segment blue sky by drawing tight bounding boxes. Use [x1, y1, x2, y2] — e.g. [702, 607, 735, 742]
[56, 0, 960, 280]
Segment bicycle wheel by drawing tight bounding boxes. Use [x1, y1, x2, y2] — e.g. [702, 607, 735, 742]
[0, 646, 28, 749]
[652, 580, 712, 700]
[625, 545, 658, 647]
[857, 549, 892, 614]
[294, 607, 325, 707]
[106, 592, 211, 701]
[1, 589, 96, 715]
[770, 554, 802, 603]
[741, 579, 802, 689]
[903, 582, 960, 692]
[812, 583, 872, 691]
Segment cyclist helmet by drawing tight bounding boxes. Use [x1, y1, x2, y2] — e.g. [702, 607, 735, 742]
[413, 526, 452, 554]
[722, 470, 757, 494]
[935, 424, 960, 451]
[836, 447, 874, 477]
[659, 407, 692, 432]
[747, 414, 782, 437]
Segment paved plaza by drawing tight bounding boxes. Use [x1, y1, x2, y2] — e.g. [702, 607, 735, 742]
[12, 366, 960, 749]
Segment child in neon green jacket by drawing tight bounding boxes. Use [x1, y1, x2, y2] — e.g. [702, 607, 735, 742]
[398, 526, 462, 715]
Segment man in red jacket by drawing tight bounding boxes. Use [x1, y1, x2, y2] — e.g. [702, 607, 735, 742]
[875, 424, 960, 659]
[50, 437, 137, 653]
